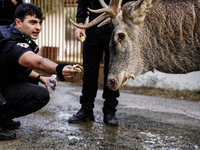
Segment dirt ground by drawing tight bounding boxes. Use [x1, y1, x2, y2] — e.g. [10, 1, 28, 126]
[120, 86, 200, 102]
[68, 81, 200, 102]
[0, 82, 199, 150]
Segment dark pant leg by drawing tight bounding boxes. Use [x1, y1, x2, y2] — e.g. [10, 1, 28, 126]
[80, 27, 103, 113]
[0, 82, 50, 119]
[102, 26, 120, 115]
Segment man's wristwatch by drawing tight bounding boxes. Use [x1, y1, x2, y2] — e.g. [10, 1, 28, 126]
[36, 73, 44, 82]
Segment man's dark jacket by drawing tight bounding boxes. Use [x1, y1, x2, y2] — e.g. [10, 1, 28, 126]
[76, 0, 132, 24]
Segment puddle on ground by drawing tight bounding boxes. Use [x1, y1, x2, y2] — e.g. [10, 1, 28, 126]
[68, 135, 81, 140]
[140, 131, 199, 150]
[45, 111, 199, 149]
[0, 92, 199, 150]
[33, 109, 56, 117]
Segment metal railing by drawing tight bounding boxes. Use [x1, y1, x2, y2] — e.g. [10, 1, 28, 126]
[31, 0, 83, 64]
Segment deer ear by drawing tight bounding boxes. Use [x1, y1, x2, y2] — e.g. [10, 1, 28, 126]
[128, 0, 159, 24]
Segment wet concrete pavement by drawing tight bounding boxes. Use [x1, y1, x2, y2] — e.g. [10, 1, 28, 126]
[0, 82, 200, 150]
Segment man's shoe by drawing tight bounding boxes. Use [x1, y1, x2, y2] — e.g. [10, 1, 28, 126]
[104, 114, 118, 126]
[3, 119, 21, 130]
[68, 109, 94, 123]
[0, 127, 16, 141]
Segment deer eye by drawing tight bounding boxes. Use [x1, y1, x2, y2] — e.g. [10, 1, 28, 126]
[118, 33, 125, 42]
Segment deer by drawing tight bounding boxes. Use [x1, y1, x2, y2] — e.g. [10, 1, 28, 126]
[70, 0, 200, 91]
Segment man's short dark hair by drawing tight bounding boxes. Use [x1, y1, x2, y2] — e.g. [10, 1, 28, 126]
[14, 3, 43, 22]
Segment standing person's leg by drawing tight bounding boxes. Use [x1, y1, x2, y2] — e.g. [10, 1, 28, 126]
[68, 27, 103, 123]
[102, 25, 120, 126]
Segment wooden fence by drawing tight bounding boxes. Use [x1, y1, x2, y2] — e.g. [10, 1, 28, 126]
[31, 0, 82, 64]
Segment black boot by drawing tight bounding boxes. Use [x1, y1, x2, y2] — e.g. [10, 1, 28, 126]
[0, 112, 21, 130]
[0, 114, 16, 141]
[0, 126, 16, 141]
[104, 114, 118, 126]
[3, 119, 21, 130]
[68, 109, 94, 123]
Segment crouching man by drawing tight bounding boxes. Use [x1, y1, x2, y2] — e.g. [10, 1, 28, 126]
[0, 3, 77, 141]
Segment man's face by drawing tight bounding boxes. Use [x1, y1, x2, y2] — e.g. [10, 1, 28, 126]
[16, 15, 43, 40]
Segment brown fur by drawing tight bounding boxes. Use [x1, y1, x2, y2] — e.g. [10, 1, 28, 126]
[142, 0, 200, 73]
[107, 0, 200, 90]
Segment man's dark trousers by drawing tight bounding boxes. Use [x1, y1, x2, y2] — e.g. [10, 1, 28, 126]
[80, 25, 119, 115]
[0, 82, 50, 119]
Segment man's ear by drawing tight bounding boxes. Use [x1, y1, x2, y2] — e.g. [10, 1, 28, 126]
[15, 18, 22, 29]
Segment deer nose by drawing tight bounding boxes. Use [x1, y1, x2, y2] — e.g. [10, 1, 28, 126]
[118, 33, 125, 42]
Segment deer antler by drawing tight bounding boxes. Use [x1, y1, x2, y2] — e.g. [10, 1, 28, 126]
[70, 0, 122, 29]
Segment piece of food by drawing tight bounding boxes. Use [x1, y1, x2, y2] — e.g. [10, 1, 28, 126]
[73, 64, 83, 73]
[80, 36, 86, 42]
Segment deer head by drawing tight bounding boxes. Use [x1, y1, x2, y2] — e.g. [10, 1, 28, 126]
[70, 0, 160, 90]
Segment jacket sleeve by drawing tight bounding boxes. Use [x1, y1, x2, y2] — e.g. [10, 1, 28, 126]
[76, 0, 90, 24]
